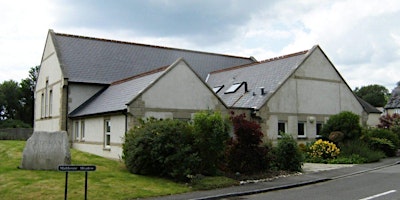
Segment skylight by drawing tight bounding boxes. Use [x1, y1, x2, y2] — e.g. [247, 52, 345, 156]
[212, 85, 224, 93]
[225, 83, 242, 93]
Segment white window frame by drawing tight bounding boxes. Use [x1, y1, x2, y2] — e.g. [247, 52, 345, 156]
[45, 80, 48, 117]
[212, 85, 224, 93]
[74, 121, 80, 141]
[316, 122, 323, 137]
[80, 120, 85, 141]
[41, 93, 45, 118]
[49, 89, 53, 117]
[297, 121, 306, 138]
[278, 121, 287, 137]
[104, 119, 111, 149]
[225, 83, 242, 93]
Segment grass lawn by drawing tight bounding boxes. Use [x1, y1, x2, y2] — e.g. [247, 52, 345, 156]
[0, 140, 237, 199]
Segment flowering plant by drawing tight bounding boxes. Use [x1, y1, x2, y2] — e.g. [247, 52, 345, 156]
[308, 139, 340, 159]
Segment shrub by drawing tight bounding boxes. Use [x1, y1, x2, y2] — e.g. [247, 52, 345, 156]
[225, 113, 269, 174]
[123, 119, 201, 181]
[328, 154, 366, 164]
[320, 111, 361, 142]
[362, 128, 399, 157]
[378, 114, 400, 139]
[192, 111, 230, 175]
[308, 139, 340, 160]
[274, 133, 304, 172]
[340, 140, 385, 163]
[0, 119, 31, 128]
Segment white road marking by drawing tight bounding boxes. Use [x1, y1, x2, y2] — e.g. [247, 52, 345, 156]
[359, 190, 397, 200]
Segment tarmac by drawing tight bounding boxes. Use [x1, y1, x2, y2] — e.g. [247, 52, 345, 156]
[144, 157, 400, 200]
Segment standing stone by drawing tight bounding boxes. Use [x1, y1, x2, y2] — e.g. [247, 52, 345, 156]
[20, 131, 71, 170]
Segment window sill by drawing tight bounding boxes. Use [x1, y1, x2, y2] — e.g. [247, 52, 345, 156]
[103, 147, 111, 151]
[297, 135, 307, 139]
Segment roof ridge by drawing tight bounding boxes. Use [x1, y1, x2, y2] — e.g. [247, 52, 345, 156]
[111, 66, 168, 85]
[210, 49, 309, 74]
[259, 50, 309, 63]
[53, 32, 253, 60]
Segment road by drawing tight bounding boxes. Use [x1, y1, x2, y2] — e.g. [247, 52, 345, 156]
[223, 164, 400, 200]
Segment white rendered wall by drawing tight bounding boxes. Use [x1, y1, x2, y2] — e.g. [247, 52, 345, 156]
[68, 83, 105, 113]
[34, 33, 65, 131]
[72, 114, 126, 160]
[142, 61, 221, 110]
[264, 47, 363, 140]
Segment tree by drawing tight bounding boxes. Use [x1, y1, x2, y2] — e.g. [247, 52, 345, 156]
[354, 84, 389, 107]
[192, 111, 230, 175]
[225, 112, 269, 174]
[0, 80, 21, 120]
[18, 66, 39, 126]
[0, 66, 38, 127]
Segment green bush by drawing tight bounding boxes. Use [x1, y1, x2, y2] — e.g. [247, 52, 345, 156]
[328, 154, 366, 164]
[340, 140, 385, 163]
[274, 134, 304, 172]
[123, 119, 200, 181]
[362, 128, 399, 157]
[368, 137, 396, 157]
[192, 111, 230, 175]
[320, 111, 361, 142]
[225, 113, 269, 174]
[0, 119, 31, 128]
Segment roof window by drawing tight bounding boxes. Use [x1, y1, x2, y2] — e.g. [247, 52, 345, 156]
[212, 85, 224, 93]
[225, 83, 242, 94]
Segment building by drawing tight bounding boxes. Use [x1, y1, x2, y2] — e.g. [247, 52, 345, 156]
[35, 30, 375, 158]
[385, 84, 400, 115]
[35, 30, 250, 158]
[206, 46, 373, 140]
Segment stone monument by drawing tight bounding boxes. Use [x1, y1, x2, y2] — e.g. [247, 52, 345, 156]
[20, 131, 71, 170]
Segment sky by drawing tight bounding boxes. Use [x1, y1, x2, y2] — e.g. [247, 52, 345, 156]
[1, 0, 399, 91]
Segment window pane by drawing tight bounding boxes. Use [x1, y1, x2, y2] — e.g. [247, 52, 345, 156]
[316, 123, 323, 135]
[278, 122, 285, 135]
[106, 135, 110, 145]
[75, 121, 79, 139]
[225, 83, 241, 93]
[106, 121, 111, 132]
[298, 122, 305, 136]
[212, 85, 224, 93]
[81, 121, 85, 139]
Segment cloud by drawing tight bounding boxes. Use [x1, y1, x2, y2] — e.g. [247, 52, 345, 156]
[0, 0, 53, 81]
[1, 0, 399, 91]
[55, 0, 274, 45]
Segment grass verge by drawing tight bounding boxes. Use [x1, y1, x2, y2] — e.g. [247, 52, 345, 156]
[1, 141, 224, 199]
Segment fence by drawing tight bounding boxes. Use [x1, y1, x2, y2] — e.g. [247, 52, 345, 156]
[0, 128, 33, 140]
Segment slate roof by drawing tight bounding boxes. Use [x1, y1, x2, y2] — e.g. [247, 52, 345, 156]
[50, 30, 255, 84]
[206, 49, 310, 109]
[69, 67, 166, 117]
[385, 86, 400, 109]
[356, 96, 382, 114]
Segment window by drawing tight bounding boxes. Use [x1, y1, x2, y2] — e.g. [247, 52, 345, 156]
[225, 83, 242, 93]
[74, 121, 79, 140]
[45, 80, 48, 117]
[41, 93, 45, 118]
[298, 122, 306, 138]
[212, 85, 224, 93]
[104, 120, 111, 148]
[49, 90, 53, 117]
[278, 121, 287, 136]
[316, 122, 323, 136]
[80, 120, 85, 140]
